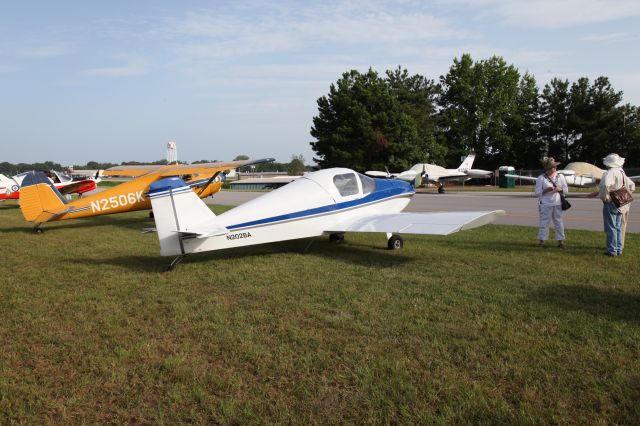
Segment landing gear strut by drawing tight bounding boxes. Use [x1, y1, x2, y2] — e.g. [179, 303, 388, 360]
[164, 255, 184, 272]
[437, 184, 445, 194]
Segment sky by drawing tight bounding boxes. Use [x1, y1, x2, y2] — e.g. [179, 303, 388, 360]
[1, 0, 639, 165]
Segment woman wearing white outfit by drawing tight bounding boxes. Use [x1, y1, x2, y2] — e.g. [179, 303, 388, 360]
[534, 157, 568, 248]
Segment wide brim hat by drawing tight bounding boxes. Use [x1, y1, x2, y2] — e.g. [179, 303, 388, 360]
[541, 157, 561, 170]
[602, 153, 625, 168]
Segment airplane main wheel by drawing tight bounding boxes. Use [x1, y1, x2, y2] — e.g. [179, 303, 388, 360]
[387, 235, 403, 250]
[329, 233, 344, 243]
[149, 211, 155, 218]
[35, 228, 43, 234]
[438, 186, 445, 194]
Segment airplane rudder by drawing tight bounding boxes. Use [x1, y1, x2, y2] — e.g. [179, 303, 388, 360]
[148, 177, 216, 256]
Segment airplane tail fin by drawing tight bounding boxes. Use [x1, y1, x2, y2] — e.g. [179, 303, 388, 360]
[148, 177, 219, 256]
[19, 171, 68, 222]
[458, 153, 476, 172]
[0, 173, 13, 188]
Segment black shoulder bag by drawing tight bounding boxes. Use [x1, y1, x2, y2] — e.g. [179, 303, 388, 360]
[544, 174, 571, 211]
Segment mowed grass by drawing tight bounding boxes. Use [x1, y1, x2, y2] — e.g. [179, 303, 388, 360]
[0, 200, 639, 424]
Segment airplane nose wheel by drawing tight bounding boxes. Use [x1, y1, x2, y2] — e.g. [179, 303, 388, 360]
[387, 234, 403, 250]
[438, 185, 445, 194]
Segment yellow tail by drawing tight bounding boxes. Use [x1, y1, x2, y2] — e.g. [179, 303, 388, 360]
[19, 172, 67, 222]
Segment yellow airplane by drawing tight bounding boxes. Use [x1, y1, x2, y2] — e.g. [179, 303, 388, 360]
[19, 158, 273, 231]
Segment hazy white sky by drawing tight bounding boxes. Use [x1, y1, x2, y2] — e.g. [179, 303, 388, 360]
[1, 0, 639, 165]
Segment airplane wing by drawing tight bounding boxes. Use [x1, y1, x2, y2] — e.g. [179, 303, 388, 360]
[158, 157, 276, 177]
[326, 210, 505, 236]
[103, 165, 162, 177]
[629, 175, 640, 183]
[505, 174, 536, 183]
[56, 180, 97, 195]
[365, 171, 390, 178]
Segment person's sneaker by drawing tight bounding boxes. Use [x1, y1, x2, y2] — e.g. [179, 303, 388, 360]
[604, 252, 616, 257]
[558, 241, 566, 249]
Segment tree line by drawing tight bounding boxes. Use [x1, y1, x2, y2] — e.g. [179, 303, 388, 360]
[310, 54, 640, 171]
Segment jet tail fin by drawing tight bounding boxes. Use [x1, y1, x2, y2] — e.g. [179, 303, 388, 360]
[19, 171, 68, 222]
[148, 177, 222, 256]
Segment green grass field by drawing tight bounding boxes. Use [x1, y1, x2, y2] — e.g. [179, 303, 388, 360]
[1, 200, 638, 424]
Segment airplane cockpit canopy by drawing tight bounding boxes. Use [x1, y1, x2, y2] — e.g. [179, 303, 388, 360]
[333, 173, 359, 197]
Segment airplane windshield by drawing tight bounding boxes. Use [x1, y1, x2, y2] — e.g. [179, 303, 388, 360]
[333, 173, 359, 196]
[358, 173, 376, 194]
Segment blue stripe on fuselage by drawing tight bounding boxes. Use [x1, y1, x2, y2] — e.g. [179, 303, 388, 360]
[226, 179, 413, 230]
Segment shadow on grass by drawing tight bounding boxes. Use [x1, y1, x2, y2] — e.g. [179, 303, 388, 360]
[0, 216, 154, 234]
[442, 238, 604, 255]
[0, 203, 20, 210]
[77, 255, 169, 273]
[79, 238, 413, 272]
[531, 284, 640, 324]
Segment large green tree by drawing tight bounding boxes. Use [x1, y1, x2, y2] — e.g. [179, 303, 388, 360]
[507, 73, 544, 168]
[385, 66, 445, 165]
[568, 77, 624, 163]
[539, 78, 571, 162]
[438, 54, 523, 169]
[310, 68, 434, 171]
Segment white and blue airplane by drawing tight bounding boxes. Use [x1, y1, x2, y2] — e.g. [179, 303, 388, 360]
[148, 168, 504, 269]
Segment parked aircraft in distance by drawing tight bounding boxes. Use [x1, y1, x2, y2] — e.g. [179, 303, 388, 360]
[506, 162, 640, 188]
[17, 158, 274, 231]
[366, 153, 493, 193]
[147, 168, 504, 270]
[0, 170, 102, 201]
[363, 167, 419, 184]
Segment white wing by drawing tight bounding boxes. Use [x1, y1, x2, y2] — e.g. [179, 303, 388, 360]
[505, 174, 536, 183]
[365, 170, 390, 178]
[629, 175, 640, 183]
[326, 211, 505, 236]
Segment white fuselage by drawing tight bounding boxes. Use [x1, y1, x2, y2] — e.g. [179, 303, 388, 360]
[180, 175, 412, 255]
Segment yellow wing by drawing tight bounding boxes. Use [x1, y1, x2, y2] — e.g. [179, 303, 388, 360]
[158, 158, 275, 177]
[104, 158, 275, 178]
[103, 165, 162, 177]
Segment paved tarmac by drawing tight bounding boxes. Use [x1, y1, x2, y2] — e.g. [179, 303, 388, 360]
[204, 189, 639, 233]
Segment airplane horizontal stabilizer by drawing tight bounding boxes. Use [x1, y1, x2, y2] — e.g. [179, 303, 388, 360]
[327, 210, 505, 236]
[436, 173, 473, 182]
[175, 222, 229, 239]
